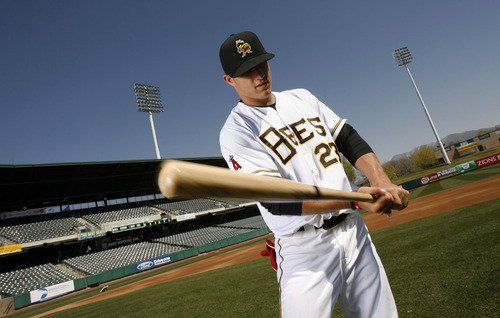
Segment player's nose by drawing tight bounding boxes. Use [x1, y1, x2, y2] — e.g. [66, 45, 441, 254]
[255, 63, 267, 77]
[250, 63, 267, 79]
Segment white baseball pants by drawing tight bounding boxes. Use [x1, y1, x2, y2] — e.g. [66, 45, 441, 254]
[275, 213, 397, 318]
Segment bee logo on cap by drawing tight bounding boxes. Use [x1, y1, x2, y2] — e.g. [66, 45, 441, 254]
[236, 39, 253, 58]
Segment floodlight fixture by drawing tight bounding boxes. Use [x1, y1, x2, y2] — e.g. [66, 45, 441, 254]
[393, 47, 412, 66]
[393, 47, 451, 165]
[134, 83, 164, 113]
[134, 83, 163, 159]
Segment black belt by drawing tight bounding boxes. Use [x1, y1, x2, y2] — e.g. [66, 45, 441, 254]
[297, 213, 348, 232]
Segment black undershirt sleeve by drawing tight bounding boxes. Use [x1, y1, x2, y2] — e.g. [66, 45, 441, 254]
[336, 123, 373, 166]
[260, 202, 303, 216]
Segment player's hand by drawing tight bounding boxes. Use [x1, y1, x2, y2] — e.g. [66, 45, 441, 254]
[377, 183, 409, 210]
[357, 186, 395, 217]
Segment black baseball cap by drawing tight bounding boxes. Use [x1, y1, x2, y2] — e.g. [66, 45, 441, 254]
[219, 31, 275, 77]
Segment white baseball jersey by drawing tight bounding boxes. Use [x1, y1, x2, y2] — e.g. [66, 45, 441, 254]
[220, 88, 355, 236]
[220, 88, 398, 317]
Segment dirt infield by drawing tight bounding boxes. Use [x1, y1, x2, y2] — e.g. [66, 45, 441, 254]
[32, 175, 500, 317]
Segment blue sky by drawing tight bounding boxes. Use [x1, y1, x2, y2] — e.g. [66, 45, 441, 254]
[1, 0, 499, 165]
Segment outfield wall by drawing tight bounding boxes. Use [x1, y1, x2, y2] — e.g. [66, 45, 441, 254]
[12, 227, 270, 310]
[400, 152, 500, 190]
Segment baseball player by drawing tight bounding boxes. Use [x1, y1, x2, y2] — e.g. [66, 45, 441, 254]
[218, 31, 409, 318]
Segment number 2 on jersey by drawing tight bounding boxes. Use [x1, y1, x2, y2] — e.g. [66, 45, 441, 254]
[314, 142, 340, 168]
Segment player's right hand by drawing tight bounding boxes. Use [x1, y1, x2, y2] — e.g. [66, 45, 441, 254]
[373, 182, 409, 211]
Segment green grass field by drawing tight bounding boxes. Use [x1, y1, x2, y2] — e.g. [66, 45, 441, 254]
[10, 166, 500, 318]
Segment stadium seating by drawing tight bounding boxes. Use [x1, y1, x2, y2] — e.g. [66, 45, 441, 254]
[63, 241, 184, 275]
[0, 263, 76, 296]
[214, 198, 256, 206]
[152, 198, 232, 215]
[79, 206, 159, 226]
[0, 200, 259, 244]
[0, 216, 85, 244]
[216, 215, 267, 229]
[0, 197, 265, 297]
[153, 227, 248, 247]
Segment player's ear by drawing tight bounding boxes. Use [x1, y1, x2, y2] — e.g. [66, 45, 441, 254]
[223, 74, 236, 87]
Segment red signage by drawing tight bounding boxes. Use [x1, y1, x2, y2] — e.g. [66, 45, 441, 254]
[475, 152, 500, 168]
[419, 172, 439, 185]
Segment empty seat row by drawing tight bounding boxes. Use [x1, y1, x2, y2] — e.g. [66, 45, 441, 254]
[153, 226, 254, 247]
[217, 215, 267, 229]
[0, 263, 76, 296]
[63, 241, 184, 275]
[0, 217, 84, 243]
[153, 198, 229, 215]
[80, 206, 158, 226]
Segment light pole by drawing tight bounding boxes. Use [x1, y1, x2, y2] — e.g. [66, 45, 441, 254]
[393, 47, 451, 165]
[134, 83, 163, 159]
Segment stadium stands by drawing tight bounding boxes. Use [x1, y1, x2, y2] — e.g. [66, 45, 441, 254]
[0, 263, 76, 296]
[63, 241, 184, 275]
[153, 226, 255, 247]
[79, 205, 159, 226]
[152, 198, 232, 215]
[0, 215, 85, 244]
[0, 158, 276, 309]
[63, 214, 267, 275]
[0, 196, 265, 299]
[215, 198, 256, 206]
[216, 215, 268, 229]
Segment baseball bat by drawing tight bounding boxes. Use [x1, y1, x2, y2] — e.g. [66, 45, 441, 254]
[157, 160, 375, 202]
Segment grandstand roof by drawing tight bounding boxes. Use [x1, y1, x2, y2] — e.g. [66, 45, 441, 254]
[0, 157, 227, 213]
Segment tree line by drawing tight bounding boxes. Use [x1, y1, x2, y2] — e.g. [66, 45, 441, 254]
[341, 145, 438, 185]
[382, 145, 437, 180]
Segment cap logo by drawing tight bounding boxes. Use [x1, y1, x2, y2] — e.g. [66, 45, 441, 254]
[236, 39, 252, 58]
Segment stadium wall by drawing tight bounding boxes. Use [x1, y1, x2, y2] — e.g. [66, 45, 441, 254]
[86, 265, 136, 287]
[400, 152, 500, 190]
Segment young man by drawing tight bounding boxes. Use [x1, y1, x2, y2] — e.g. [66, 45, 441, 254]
[219, 31, 409, 317]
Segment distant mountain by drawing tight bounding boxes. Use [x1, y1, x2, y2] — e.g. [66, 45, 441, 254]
[391, 124, 500, 161]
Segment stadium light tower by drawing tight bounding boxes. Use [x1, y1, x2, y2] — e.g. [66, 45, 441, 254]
[393, 47, 451, 165]
[134, 83, 163, 159]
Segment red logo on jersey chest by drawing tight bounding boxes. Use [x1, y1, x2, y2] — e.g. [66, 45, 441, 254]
[229, 155, 242, 171]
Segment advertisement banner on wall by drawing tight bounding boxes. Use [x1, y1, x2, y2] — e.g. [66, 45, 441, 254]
[30, 281, 75, 304]
[77, 229, 106, 240]
[419, 172, 439, 186]
[456, 161, 478, 174]
[135, 254, 173, 272]
[437, 167, 458, 180]
[475, 152, 500, 168]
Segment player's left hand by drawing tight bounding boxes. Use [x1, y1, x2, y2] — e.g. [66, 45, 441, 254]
[357, 186, 395, 217]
